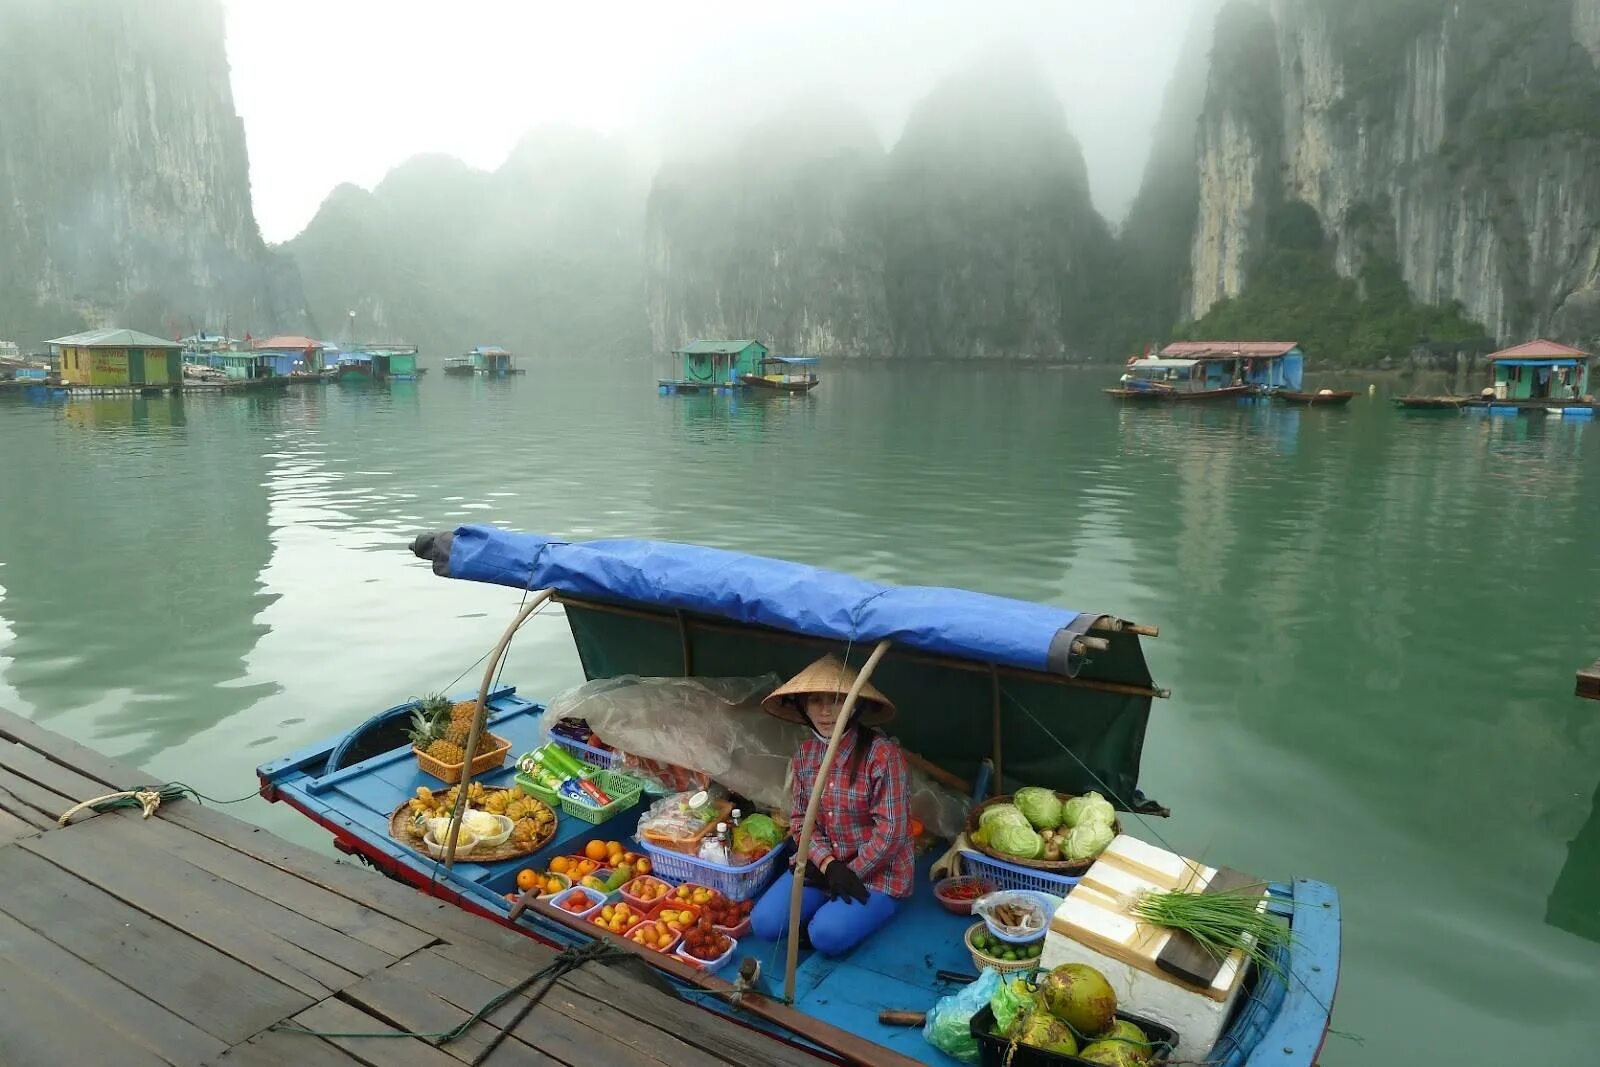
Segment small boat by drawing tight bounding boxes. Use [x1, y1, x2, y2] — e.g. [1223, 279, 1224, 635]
[1277, 390, 1355, 407]
[260, 526, 1342, 1067]
[1393, 395, 1470, 410]
[739, 355, 819, 393]
[1105, 382, 1254, 402]
[442, 356, 475, 377]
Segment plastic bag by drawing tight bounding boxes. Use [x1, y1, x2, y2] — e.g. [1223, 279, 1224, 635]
[922, 967, 1001, 1063]
[906, 766, 970, 841]
[538, 675, 802, 812]
[973, 891, 1050, 940]
[990, 974, 1039, 1034]
[635, 789, 730, 853]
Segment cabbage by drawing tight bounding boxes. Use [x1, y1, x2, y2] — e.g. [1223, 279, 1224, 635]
[732, 813, 780, 853]
[991, 822, 1044, 859]
[1065, 820, 1115, 860]
[1063, 791, 1115, 829]
[1012, 787, 1063, 830]
[979, 803, 1029, 831]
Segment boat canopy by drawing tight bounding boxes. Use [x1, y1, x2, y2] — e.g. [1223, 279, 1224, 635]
[1131, 358, 1199, 369]
[412, 526, 1164, 810]
[762, 355, 819, 366]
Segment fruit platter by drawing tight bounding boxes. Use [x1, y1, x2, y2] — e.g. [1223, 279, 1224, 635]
[388, 782, 557, 862]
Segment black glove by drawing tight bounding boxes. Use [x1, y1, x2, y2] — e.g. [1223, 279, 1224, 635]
[823, 860, 870, 904]
[802, 858, 828, 887]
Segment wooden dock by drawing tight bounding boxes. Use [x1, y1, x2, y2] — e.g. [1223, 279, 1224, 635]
[0, 707, 822, 1067]
[1578, 658, 1600, 701]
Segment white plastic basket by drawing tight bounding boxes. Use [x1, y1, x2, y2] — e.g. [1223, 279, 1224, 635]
[637, 840, 787, 901]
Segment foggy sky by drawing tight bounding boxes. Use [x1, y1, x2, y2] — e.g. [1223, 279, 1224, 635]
[224, 0, 1206, 244]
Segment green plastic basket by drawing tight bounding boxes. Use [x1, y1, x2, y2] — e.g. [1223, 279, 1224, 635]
[514, 771, 560, 806]
[560, 770, 643, 825]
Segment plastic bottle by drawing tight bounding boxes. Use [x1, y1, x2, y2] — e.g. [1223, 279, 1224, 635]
[730, 808, 742, 827]
[699, 822, 731, 865]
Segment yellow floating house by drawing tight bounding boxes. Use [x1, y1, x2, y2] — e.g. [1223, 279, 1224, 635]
[49, 328, 184, 388]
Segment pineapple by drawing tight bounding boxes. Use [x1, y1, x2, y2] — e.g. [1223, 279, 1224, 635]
[450, 700, 478, 725]
[443, 720, 473, 748]
[407, 707, 439, 752]
[427, 737, 466, 766]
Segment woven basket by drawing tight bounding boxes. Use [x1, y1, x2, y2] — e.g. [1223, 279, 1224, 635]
[413, 733, 512, 785]
[964, 792, 1121, 876]
[964, 921, 1041, 977]
[387, 797, 557, 864]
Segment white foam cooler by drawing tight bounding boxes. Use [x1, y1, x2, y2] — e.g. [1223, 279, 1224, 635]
[1040, 835, 1258, 1055]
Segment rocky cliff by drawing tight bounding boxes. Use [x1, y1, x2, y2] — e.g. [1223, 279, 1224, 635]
[289, 127, 649, 359]
[1182, 0, 1600, 345]
[644, 59, 1117, 360]
[0, 0, 304, 347]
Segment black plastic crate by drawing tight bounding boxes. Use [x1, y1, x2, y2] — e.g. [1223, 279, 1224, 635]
[970, 1004, 1178, 1066]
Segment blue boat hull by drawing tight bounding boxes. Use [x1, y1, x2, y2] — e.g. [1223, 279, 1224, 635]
[259, 689, 1340, 1066]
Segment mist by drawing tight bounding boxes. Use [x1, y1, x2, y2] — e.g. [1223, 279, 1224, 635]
[223, 0, 1207, 243]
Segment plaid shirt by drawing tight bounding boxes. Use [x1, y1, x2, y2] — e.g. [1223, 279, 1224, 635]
[790, 729, 913, 898]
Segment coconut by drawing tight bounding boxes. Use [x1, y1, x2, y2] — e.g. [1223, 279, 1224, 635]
[1078, 1040, 1145, 1066]
[1038, 963, 1117, 1037]
[1010, 1010, 1078, 1057]
[1101, 1020, 1153, 1064]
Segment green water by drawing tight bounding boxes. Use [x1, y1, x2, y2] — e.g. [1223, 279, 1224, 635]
[2, 364, 1598, 1064]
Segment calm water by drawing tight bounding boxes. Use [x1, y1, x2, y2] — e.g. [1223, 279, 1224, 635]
[2, 363, 1598, 1064]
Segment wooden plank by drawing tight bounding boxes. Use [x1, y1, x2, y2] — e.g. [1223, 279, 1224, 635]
[0, 737, 124, 802]
[397, 947, 692, 1067]
[0, 781, 55, 831]
[0, 846, 314, 1045]
[123, 809, 436, 960]
[338, 964, 554, 1066]
[433, 940, 823, 1067]
[1576, 659, 1600, 701]
[0, 963, 173, 1067]
[21, 821, 363, 998]
[1154, 866, 1261, 987]
[291, 998, 462, 1067]
[214, 1029, 368, 1067]
[0, 805, 38, 843]
[0, 765, 80, 826]
[0, 706, 147, 790]
[0, 908, 227, 1066]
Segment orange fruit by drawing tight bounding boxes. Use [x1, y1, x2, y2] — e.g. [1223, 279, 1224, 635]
[515, 869, 538, 892]
[606, 840, 623, 853]
[550, 856, 571, 874]
[584, 840, 609, 862]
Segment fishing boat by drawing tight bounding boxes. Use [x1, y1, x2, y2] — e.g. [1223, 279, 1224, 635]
[1276, 390, 1355, 407]
[740, 355, 820, 394]
[1110, 341, 1305, 403]
[442, 356, 475, 377]
[258, 526, 1340, 1067]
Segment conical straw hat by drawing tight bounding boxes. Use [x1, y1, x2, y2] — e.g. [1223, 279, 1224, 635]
[762, 654, 896, 726]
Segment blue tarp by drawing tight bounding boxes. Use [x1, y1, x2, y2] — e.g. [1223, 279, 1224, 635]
[425, 526, 1098, 675]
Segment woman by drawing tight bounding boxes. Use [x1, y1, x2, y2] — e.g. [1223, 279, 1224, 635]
[749, 654, 912, 955]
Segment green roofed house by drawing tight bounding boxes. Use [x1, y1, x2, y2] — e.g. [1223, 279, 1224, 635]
[661, 339, 768, 394]
[49, 328, 183, 390]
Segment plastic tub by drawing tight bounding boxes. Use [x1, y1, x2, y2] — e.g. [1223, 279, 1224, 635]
[649, 902, 703, 936]
[550, 885, 607, 920]
[969, 1004, 1177, 1066]
[978, 890, 1063, 944]
[934, 876, 997, 916]
[713, 916, 752, 938]
[659, 882, 719, 909]
[638, 839, 786, 901]
[626, 921, 680, 954]
[674, 934, 738, 972]
[618, 875, 674, 910]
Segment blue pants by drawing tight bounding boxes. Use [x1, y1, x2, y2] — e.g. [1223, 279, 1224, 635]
[750, 870, 899, 956]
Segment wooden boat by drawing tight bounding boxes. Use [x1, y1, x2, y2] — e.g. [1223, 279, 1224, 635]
[442, 356, 475, 377]
[1105, 383, 1253, 402]
[1277, 390, 1355, 406]
[259, 526, 1341, 1067]
[1393, 395, 1470, 410]
[739, 355, 819, 393]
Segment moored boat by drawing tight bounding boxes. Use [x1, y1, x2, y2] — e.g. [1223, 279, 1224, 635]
[1111, 341, 1304, 403]
[1393, 395, 1470, 410]
[443, 355, 475, 377]
[259, 525, 1341, 1067]
[1277, 389, 1355, 406]
[739, 355, 819, 393]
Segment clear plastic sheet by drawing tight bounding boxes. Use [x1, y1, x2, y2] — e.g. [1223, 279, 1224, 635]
[539, 675, 801, 812]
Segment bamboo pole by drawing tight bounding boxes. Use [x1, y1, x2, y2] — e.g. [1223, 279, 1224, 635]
[443, 588, 555, 868]
[784, 639, 892, 1004]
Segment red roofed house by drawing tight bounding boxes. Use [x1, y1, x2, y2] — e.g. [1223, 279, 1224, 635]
[1151, 340, 1305, 392]
[251, 335, 327, 377]
[1485, 339, 1589, 401]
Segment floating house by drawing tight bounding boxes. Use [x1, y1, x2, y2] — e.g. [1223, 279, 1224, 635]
[661, 339, 768, 394]
[1486, 339, 1589, 401]
[469, 345, 518, 376]
[1108, 341, 1304, 401]
[337, 344, 420, 382]
[251, 335, 328, 377]
[49, 328, 184, 390]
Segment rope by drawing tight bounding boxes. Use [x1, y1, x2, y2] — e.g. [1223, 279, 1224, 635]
[56, 781, 260, 826]
[272, 941, 625, 1063]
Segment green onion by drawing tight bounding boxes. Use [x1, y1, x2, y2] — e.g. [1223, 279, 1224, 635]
[1131, 887, 1292, 980]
